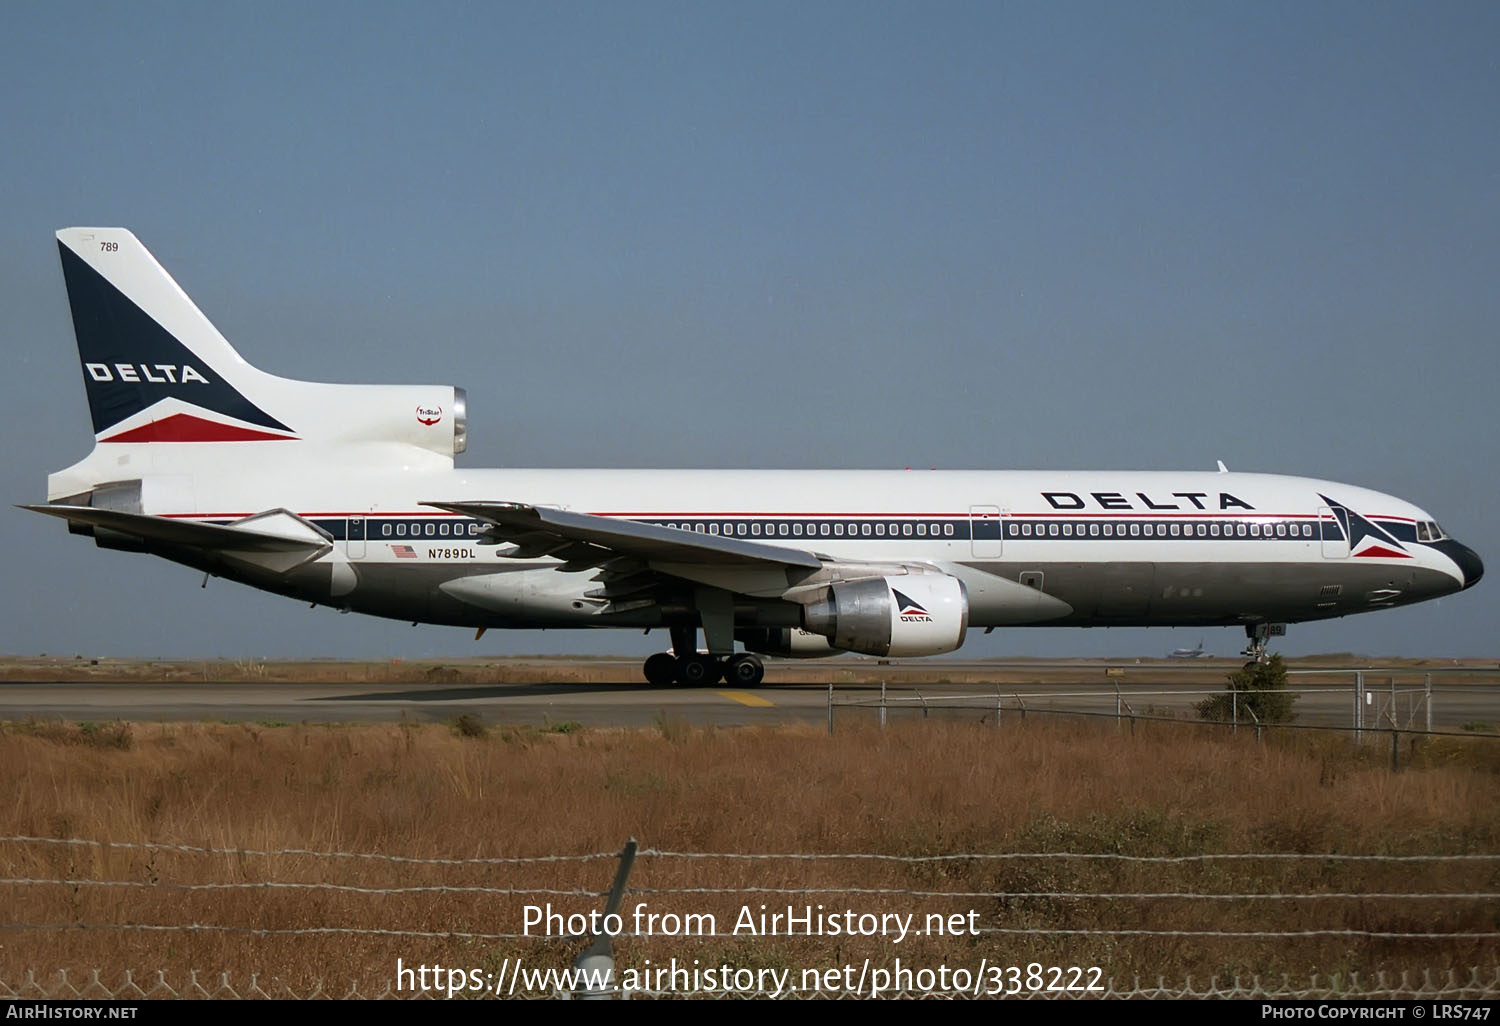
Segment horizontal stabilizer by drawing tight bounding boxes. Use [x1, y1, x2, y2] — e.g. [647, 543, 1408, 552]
[23, 505, 332, 573]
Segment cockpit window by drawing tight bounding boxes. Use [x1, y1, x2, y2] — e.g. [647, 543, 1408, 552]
[1416, 521, 1447, 543]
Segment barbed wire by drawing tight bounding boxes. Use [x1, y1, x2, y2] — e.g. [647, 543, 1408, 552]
[3, 877, 1497, 903]
[0, 878, 602, 897]
[2, 921, 1495, 941]
[5, 834, 1495, 865]
[2, 966, 1499, 1000]
[0, 835, 616, 865]
[637, 848, 1500, 863]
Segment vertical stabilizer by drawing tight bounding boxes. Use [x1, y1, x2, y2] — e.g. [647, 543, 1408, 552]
[57, 228, 299, 441]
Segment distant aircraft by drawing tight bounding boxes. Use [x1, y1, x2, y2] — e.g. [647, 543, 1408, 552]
[26, 229, 1485, 685]
[1169, 639, 1209, 659]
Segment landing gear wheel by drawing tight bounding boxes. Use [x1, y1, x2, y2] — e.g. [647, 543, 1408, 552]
[724, 653, 765, 687]
[1241, 622, 1283, 663]
[676, 654, 722, 686]
[643, 652, 677, 686]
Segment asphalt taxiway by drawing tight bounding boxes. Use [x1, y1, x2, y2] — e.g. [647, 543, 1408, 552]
[2, 664, 1497, 732]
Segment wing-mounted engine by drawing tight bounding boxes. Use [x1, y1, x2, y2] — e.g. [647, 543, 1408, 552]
[737, 627, 843, 658]
[802, 574, 968, 657]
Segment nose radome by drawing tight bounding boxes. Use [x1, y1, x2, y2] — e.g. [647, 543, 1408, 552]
[1456, 543, 1484, 590]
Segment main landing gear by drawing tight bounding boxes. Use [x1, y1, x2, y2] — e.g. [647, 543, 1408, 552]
[642, 625, 765, 687]
[642, 650, 765, 687]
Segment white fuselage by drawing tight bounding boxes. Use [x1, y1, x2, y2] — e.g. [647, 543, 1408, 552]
[50, 450, 1474, 633]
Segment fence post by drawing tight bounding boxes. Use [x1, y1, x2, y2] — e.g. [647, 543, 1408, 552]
[571, 837, 638, 1000]
[879, 680, 887, 730]
[1231, 688, 1238, 734]
[995, 687, 1002, 730]
[827, 682, 834, 736]
[1390, 728, 1400, 773]
[1354, 671, 1364, 743]
[1425, 673, 1432, 734]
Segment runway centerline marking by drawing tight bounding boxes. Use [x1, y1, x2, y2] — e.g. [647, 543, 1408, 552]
[718, 691, 775, 707]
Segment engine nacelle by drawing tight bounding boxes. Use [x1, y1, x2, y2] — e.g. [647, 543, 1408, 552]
[737, 627, 844, 659]
[802, 574, 968, 657]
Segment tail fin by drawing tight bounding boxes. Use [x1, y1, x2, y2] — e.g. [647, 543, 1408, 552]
[56, 227, 298, 442]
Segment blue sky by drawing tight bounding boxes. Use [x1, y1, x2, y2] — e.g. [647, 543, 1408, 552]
[2, 2, 1495, 660]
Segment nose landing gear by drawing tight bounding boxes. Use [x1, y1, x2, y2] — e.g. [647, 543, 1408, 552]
[1241, 622, 1285, 663]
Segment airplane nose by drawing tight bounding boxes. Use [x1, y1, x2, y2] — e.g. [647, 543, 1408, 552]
[1432, 539, 1483, 590]
[1440, 540, 1488, 588]
[1454, 543, 1484, 590]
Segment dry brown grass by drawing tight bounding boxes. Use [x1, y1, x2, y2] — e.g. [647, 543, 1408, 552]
[0, 717, 1497, 994]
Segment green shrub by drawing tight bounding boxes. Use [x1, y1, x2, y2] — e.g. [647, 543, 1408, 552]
[1196, 654, 1298, 724]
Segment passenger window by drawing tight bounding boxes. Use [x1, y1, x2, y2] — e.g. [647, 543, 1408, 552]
[382, 524, 391, 537]
[397, 523, 406, 537]
[1144, 524, 1154, 537]
[1130, 524, 1140, 537]
[1049, 524, 1059, 537]
[903, 524, 912, 536]
[944, 523, 954, 537]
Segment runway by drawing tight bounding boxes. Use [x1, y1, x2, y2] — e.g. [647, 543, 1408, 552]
[2, 664, 1497, 732]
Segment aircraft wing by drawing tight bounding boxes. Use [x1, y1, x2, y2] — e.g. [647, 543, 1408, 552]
[421, 501, 823, 570]
[22, 505, 333, 573]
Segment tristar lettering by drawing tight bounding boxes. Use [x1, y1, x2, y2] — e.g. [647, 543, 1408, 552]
[417, 405, 443, 426]
[1041, 490, 1255, 512]
[85, 362, 209, 384]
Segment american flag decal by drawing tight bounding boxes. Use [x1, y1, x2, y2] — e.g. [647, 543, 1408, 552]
[391, 545, 417, 559]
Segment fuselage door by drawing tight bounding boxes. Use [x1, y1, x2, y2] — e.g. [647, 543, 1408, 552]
[1318, 505, 1348, 559]
[347, 516, 367, 559]
[970, 505, 1003, 558]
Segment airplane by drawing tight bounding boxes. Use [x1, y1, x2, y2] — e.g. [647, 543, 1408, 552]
[25, 228, 1484, 686]
[1168, 639, 1210, 659]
